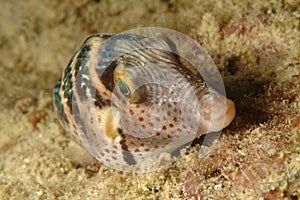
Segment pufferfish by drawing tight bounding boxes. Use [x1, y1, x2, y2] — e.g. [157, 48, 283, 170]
[53, 32, 236, 171]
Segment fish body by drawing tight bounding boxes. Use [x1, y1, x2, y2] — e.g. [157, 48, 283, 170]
[53, 32, 235, 171]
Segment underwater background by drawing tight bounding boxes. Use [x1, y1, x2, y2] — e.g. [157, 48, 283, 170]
[0, 0, 299, 199]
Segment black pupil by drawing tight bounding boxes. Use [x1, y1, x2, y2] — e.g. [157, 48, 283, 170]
[117, 79, 131, 98]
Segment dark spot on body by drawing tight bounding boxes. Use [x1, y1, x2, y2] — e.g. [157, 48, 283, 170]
[117, 128, 123, 134]
[94, 90, 111, 109]
[129, 109, 134, 115]
[119, 132, 136, 165]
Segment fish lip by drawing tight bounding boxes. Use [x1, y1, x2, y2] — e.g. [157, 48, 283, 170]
[223, 99, 236, 128]
[200, 98, 236, 132]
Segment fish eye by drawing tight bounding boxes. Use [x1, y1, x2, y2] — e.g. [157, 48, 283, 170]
[116, 78, 132, 99]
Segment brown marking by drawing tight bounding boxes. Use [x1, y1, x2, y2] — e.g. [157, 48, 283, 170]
[129, 109, 134, 115]
[85, 158, 101, 176]
[30, 110, 47, 130]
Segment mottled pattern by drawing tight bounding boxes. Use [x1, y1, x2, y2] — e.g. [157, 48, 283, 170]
[53, 33, 236, 171]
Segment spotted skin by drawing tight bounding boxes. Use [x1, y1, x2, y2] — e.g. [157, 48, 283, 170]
[53, 33, 236, 171]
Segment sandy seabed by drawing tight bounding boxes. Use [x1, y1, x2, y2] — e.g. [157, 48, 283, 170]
[0, 0, 299, 199]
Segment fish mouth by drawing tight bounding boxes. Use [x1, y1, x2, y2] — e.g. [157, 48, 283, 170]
[209, 98, 236, 131]
[198, 91, 236, 133]
[223, 99, 236, 128]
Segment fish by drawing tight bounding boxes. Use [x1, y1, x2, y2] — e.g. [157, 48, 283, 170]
[53, 31, 235, 172]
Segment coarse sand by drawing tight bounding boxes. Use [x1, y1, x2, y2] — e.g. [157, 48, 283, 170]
[0, 0, 299, 199]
